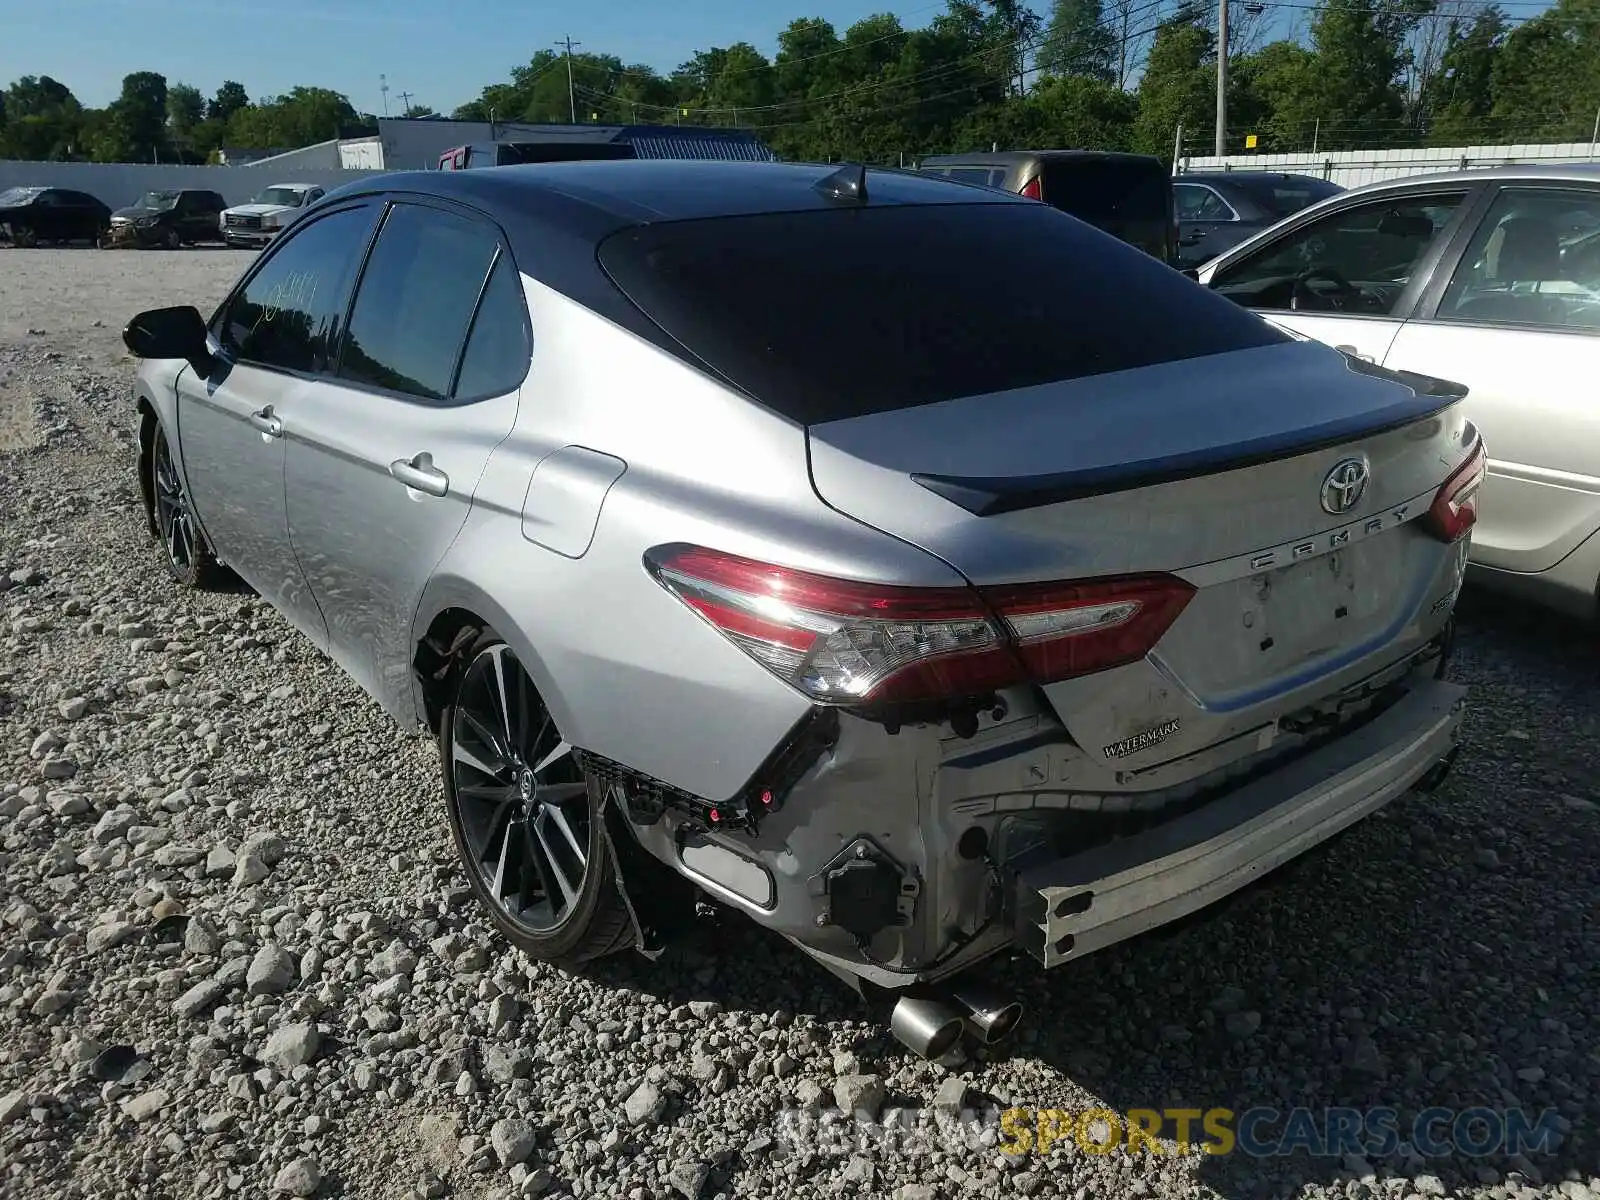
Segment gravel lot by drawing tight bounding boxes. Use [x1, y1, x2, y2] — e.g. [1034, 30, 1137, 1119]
[1, 247, 1598, 1200]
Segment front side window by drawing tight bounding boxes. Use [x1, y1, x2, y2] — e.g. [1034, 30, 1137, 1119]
[1436, 188, 1600, 332]
[1176, 184, 1236, 222]
[337, 202, 502, 402]
[1210, 191, 1467, 316]
[218, 205, 377, 373]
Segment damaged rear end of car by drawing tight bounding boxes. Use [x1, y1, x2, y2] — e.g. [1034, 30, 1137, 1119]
[593, 188, 1477, 1052]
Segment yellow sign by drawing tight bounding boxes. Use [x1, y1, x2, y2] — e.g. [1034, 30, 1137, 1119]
[1244, 133, 1259, 149]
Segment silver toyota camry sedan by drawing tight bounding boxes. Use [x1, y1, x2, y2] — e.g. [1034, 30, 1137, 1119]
[123, 160, 1480, 1058]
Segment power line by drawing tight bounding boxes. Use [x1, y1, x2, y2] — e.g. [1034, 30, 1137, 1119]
[555, 35, 581, 124]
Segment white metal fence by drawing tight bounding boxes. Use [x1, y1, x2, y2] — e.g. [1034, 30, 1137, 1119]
[1177, 141, 1600, 188]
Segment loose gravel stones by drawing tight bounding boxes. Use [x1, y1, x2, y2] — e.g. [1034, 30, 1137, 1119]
[1, 251, 1598, 1200]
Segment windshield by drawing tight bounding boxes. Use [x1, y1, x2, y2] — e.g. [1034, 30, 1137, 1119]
[1235, 176, 1344, 219]
[254, 187, 307, 207]
[0, 187, 44, 206]
[136, 191, 181, 211]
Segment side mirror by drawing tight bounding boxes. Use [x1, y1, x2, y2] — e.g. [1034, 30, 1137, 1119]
[123, 305, 216, 377]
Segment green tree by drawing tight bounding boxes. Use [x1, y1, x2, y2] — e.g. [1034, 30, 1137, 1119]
[114, 71, 169, 161]
[1133, 20, 1214, 157]
[1038, 0, 1117, 82]
[1489, 0, 1600, 142]
[1421, 8, 1506, 143]
[1304, 0, 1432, 149]
[228, 86, 358, 147]
[208, 80, 250, 124]
[166, 82, 205, 159]
[1231, 39, 1321, 150]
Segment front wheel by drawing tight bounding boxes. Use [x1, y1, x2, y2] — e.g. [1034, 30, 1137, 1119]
[162, 227, 181, 250]
[440, 634, 633, 965]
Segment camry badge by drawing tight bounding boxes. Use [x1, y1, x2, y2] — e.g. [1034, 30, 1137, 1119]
[1321, 457, 1371, 515]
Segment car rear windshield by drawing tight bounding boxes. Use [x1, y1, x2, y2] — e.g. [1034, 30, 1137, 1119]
[1041, 160, 1170, 220]
[597, 201, 1287, 425]
[1234, 176, 1342, 219]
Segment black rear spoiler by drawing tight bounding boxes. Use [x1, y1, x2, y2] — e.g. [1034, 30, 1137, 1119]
[912, 358, 1468, 517]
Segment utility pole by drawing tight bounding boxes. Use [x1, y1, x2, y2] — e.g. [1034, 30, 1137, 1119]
[380, 73, 390, 118]
[556, 36, 581, 124]
[398, 90, 414, 115]
[1214, 0, 1229, 157]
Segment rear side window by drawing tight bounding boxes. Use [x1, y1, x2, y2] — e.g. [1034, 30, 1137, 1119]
[453, 255, 532, 398]
[1235, 176, 1342, 219]
[220, 205, 377, 373]
[1042, 160, 1170, 221]
[337, 202, 501, 401]
[598, 202, 1286, 425]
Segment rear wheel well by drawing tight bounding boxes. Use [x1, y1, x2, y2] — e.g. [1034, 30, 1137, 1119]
[414, 607, 489, 735]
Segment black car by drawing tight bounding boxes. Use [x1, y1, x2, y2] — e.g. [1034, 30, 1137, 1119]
[916, 150, 1177, 263]
[0, 187, 112, 247]
[1173, 171, 1344, 268]
[108, 189, 228, 249]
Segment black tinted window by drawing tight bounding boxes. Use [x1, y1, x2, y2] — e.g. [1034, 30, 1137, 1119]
[220, 205, 376, 372]
[1042, 161, 1169, 220]
[454, 255, 531, 398]
[1235, 176, 1342, 219]
[338, 203, 499, 401]
[598, 202, 1286, 425]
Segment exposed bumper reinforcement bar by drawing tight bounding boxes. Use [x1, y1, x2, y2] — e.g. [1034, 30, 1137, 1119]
[1011, 678, 1467, 969]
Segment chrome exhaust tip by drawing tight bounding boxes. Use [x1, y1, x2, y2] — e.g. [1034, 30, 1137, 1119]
[951, 984, 1024, 1045]
[888, 994, 967, 1060]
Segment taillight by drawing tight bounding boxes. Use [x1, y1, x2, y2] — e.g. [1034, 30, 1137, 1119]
[1423, 437, 1487, 543]
[644, 544, 1194, 705]
[1019, 175, 1043, 201]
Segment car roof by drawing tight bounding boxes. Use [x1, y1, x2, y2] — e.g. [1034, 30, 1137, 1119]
[919, 150, 1161, 167]
[322, 159, 1033, 228]
[1178, 171, 1333, 185]
[1339, 162, 1600, 196]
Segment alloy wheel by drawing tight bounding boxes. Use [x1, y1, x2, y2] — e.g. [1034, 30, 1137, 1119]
[449, 644, 592, 934]
[152, 431, 197, 574]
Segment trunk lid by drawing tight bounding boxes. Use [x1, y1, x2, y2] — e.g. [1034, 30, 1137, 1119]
[807, 339, 1473, 773]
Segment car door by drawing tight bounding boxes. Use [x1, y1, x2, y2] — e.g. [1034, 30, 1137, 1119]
[282, 198, 529, 717]
[1382, 182, 1600, 578]
[178, 200, 382, 645]
[1201, 184, 1480, 363]
[32, 191, 67, 241]
[1174, 182, 1240, 268]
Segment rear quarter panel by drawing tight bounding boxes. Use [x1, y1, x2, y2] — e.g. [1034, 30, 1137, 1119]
[415, 278, 964, 802]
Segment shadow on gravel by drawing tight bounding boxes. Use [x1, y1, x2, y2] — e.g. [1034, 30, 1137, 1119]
[576, 584, 1599, 1198]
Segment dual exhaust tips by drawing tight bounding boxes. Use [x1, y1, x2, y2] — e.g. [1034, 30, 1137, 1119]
[889, 984, 1024, 1060]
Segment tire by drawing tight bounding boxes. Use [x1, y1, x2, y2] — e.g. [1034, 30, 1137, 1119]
[440, 632, 633, 966]
[149, 421, 223, 589]
[162, 227, 181, 250]
[12, 225, 37, 249]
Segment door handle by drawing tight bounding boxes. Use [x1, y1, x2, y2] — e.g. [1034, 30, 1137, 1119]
[247, 405, 282, 437]
[389, 452, 449, 497]
[1334, 344, 1375, 363]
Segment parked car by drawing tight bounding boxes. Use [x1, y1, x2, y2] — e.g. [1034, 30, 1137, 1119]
[0, 186, 111, 247]
[108, 189, 227, 249]
[123, 160, 1475, 1057]
[1172, 171, 1344, 268]
[220, 183, 328, 248]
[1196, 164, 1600, 617]
[916, 150, 1177, 262]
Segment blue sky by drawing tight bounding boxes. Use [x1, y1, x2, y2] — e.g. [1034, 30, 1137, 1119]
[1, 0, 965, 114]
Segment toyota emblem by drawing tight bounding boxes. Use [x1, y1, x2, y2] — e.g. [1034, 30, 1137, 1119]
[1321, 457, 1370, 515]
